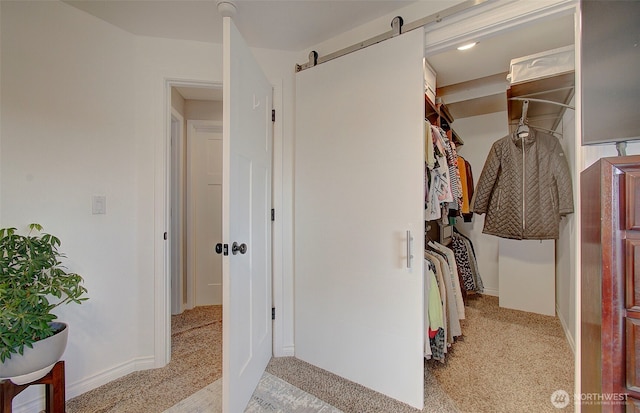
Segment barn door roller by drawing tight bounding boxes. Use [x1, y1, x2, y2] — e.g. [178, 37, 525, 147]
[295, 0, 488, 73]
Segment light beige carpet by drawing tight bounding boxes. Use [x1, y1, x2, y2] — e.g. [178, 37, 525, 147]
[66, 295, 573, 413]
[266, 357, 458, 413]
[66, 305, 222, 413]
[428, 294, 575, 413]
[266, 294, 574, 413]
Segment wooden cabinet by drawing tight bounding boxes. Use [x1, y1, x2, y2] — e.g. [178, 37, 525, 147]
[581, 156, 640, 412]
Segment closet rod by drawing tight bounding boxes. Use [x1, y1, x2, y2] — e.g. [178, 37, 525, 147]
[509, 97, 575, 110]
[295, 0, 489, 72]
[512, 85, 574, 99]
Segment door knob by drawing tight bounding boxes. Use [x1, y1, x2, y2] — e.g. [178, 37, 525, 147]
[232, 242, 247, 255]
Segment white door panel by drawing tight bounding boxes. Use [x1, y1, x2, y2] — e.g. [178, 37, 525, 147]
[222, 16, 273, 413]
[295, 29, 425, 408]
[188, 121, 223, 307]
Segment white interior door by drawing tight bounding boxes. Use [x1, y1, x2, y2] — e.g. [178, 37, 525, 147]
[295, 29, 425, 408]
[188, 120, 223, 306]
[222, 16, 273, 413]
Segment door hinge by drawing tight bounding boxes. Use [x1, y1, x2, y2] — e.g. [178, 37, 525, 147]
[271, 208, 275, 222]
[272, 109, 276, 122]
[272, 307, 276, 320]
[164, 232, 167, 240]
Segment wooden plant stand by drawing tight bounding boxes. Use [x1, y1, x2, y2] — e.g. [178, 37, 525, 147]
[0, 360, 65, 413]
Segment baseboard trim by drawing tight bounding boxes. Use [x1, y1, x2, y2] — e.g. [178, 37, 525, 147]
[556, 304, 576, 354]
[280, 345, 295, 357]
[274, 344, 295, 358]
[11, 356, 156, 413]
[481, 288, 499, 297]
[67, 356, 156, 399]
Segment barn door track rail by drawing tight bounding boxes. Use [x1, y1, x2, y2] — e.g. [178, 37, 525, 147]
[295, 0, 489, 72]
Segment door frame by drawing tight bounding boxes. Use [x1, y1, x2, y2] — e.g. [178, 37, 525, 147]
[170, 107, 185, 315]
[158, 78, 285, 365]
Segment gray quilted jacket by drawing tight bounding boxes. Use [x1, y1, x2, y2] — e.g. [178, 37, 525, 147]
[471, 129, 573, 240]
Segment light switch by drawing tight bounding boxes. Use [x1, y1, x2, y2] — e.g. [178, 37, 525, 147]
[92, 195, 106, 215]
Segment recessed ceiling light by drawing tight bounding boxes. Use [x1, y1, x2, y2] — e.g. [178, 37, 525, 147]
[457, 42, 477, 51]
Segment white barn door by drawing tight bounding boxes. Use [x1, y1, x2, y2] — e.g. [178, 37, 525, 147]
[222, 16, 273, 413]
[295, 29, 425, 408]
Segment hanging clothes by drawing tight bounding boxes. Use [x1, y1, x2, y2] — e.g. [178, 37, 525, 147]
[425, 122, 467, 223]
[424, 240, 470, 363]
[428, 241, 465, 320]
[424, 253, 447, 362]
[453, 228, 484, 293]
[471, 128, 573, 240]
[425, 120, 435, 170]
[457, 156, 471, 216]
[426, 155, 453, 221]
[423, 260, 445, 362]
[432, 125, 463, 212]
[462, 158, 475, 223]
[451, 231, 484, 293]
[425, 250, 460, 341]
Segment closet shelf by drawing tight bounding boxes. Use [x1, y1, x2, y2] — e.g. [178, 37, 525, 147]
[425, 95, 464, 146]
[507, 72, 575, 134]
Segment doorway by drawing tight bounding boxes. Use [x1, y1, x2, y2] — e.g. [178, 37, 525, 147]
[163, 81, 227, 403]
[167, 81, 224, 331]
[161, 73, 284, 380]
[421, 6, 579, 410]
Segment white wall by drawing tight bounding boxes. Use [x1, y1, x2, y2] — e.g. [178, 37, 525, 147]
[184, 99, 223, 121]
[556, 100, 577, 352]
[453, 111, 509, 296]
[1, 2, 298, 410]
[582, 140, 640, 168]
[1, 1, 139, 409]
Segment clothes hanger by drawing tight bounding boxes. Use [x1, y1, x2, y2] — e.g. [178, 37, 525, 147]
[515, 99, 530, 138]
[510, 121, 562, 138]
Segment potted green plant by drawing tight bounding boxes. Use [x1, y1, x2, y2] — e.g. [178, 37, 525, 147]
[0, 223, 88, 384]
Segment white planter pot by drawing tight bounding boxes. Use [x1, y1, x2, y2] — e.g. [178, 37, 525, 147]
[0, 322, 68, 385]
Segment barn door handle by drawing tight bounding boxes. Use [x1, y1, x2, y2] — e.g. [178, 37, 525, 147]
[232, 242, 247, 255]
[406, 230, 413, 269]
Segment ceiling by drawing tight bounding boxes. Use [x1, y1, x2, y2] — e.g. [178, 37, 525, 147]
[65, 1, 575, 108]
[64, 0, 417, 52]
[428, 13, 574, 88]
[175, 86, 223, 101]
